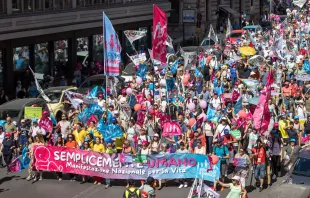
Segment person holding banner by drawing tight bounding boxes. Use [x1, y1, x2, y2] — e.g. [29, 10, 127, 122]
[215, 175, 247, 198]
[72, 122, 87, 147]
[32, 134, 45, 181]
[54, 136, 64, 181]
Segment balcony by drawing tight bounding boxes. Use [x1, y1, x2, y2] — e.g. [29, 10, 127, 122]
[0, 0, 170, 41]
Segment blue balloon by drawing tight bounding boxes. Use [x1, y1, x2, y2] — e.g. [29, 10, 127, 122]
[149, 83, 154, 90]
[243, 14, 246, 17]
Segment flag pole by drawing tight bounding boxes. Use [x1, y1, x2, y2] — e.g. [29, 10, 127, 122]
[103, 12, 108, 101]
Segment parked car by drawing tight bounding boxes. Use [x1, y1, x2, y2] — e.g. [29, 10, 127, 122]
[282, 147, 310, 185]
[0, 98, 47, 123]
[77, 74, 125, 96]
[242, 25, 263, 33]
[226, 30, 246, 44]
[39, 86, 77, 121]
[268, 184, 310, 198]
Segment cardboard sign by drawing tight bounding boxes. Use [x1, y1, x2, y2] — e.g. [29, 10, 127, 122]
[24, 107, 42, 119]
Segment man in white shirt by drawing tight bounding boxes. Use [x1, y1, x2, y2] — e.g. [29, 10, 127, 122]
[30, 119, 46, 137]
[210, 93, 222, 110]
[214, 117, 230, 140]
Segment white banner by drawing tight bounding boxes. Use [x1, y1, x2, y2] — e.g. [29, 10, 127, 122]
[202, 184, 220, 198]
[124, 30, 147, 44]
[292, 0, 307, 8]
[128, 53, 147, 66]
[184, 51, 197, 70]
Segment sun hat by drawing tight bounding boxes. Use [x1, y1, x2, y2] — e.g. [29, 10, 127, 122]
[232, 175, 240, 181]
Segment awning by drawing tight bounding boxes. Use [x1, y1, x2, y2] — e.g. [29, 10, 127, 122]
[219, 5, 240, 17]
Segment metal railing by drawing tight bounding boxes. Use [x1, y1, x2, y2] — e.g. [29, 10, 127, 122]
[8, 0, 159, 14]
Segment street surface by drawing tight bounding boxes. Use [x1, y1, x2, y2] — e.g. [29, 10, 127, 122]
[0, 167, 284, 198]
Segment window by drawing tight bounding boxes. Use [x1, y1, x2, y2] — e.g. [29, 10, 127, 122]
[251, 0, 253, 7]
[34, 0, 43, 11]
[54, 40, 68, 77]
[12, 0, 22, 13]
[92, 34, 103, 64]
[13, 46, 29, 71]
[24, 0, 33, 12]
[35, 43, 49, 75]
[0, 0, 6, 14]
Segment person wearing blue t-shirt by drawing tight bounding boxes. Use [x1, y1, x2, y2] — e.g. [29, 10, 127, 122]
[213, 138, 230, 191]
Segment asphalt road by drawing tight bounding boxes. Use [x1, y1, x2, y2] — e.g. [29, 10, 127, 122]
[0, 167, 283, 198]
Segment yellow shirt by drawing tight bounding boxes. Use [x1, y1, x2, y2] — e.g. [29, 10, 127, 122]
[72, 129, 88, 145]
[87, 127, 102, 139]
[93, 143, 105, 153]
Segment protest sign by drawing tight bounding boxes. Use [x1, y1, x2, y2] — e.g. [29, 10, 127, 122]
[201, 184, 220, 198]
[162, 122, 182, 137]
[184, 51, 197, 70]
[24, 107, 42, 119]
[34, 146, 220, 181]
[233, 158, 247, 167]
[120, 104, 132, 119]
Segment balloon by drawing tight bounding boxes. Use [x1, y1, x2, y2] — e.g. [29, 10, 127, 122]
[160, 79, 166, 86]
[149, 83, 154, 90]
[188, 103, 195, 111]
[243, 13, 246, 18]
[268, 51, 274, 57]
[134, 104, 141, 112]
[238, 110, 247, 118]
[189, 118, 196, 127]
[207, 56, 213, 61]
[211, 154, 219, 165]
[182, 78, 189, 85]
[184, 73, 190, 81]
[199, 113, 207, 122]
[126, 88, 132, 95]
[136, 77, 142, 85]
[199, 100, 207, 109]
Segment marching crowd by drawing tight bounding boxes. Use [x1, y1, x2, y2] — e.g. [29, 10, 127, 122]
[2, 5, 310, 198]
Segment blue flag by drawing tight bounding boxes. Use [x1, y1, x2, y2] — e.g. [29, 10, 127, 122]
[20, 147, 30, 171]
[194, 68, 203, 78]
[107, 110, 114, 125]
[50, 113, 57, 126]
[234, 97, 243, 115]
[89, 104, 104, 117]
[207, 105, 217, 120]
[303, 60, 310, 73]
[88, 86, 98, 98]
[78, 108, 91, 123]
[166, 78, 175, 91]
[127, 94, 137, 108]
[0, 120, 6, 130]
[170, 60, 178, 74]
[97, 119, 123, 140]
[136, 64, 148, 79]
[200, 57, 205, 68]
[103, 12, 121, 76]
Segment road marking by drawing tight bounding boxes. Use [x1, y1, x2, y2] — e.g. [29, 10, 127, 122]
[72, 185, 104, 198]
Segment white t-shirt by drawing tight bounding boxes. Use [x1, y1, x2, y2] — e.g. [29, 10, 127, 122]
[58, 120, 71, 138]
[210, 98, 221, 110]
[31, 126, 46, 137]
[215, 124, 230, 138]
[0, 132, 4, 144]
[98, 99, 105, 107]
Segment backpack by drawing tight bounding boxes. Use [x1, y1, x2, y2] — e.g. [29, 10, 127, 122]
[126, 189, 139, 198]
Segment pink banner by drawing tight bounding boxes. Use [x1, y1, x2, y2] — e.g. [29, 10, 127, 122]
[253, 89, 271, 134]
[152, 5, 167, 64]
[162, 122, 182, 137]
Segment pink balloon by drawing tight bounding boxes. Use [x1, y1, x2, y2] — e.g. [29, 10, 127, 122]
[188, 102, 195, 111]
[238, 110, 247, 118]
[126, 88, 132, 95]
[268, 51, 274, 57]
[136, 77, 142, 85]
[211, 154, 219, 165]
[199, 113, 207, 122]
[199, 100, 207, 109]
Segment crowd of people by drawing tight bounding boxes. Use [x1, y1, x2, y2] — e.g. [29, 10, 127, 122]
[2, 5, 310, 198]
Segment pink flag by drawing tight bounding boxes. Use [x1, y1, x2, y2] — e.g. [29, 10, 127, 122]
[162, 122, 182, 137]
[231, 90, 240, 101]
[9, 158, 21, 173]
[136, 111, 145, 127]
[160, 114, 171, 126]
[253, 89, 271, 134]
[152, 5, 167, 64]
[39, 117, 53, 133]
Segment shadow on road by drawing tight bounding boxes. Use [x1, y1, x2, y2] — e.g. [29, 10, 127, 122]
[0, 176, 20, 185]
[0, 188, 9, 194]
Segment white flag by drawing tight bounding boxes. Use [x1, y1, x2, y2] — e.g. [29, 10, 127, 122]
[207, 25, 218, 43]
[124, 30, 147, 44]
[292, 0, 307, 8]
[165, 35, 174, 49]
[28, 67, 51, 103]
[226, 18, 232, 38]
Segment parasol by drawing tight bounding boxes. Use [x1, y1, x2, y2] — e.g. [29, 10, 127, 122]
[239, 46, 256, 56]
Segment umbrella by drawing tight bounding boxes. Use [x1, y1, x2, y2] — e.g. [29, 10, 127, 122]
[239, 46, 256, 56]
[248, 97, 259, 105]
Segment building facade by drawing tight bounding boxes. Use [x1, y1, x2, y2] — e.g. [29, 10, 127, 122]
[0, 0, 171, 97]
[168, 0, 267, 44]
